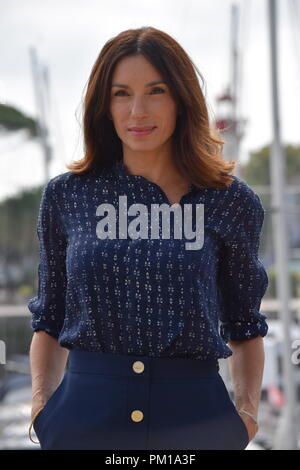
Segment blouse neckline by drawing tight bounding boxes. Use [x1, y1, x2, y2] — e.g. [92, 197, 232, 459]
[112, 159, 199, 201]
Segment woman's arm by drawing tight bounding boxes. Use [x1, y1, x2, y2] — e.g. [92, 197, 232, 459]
[228, 336, 265, 440]
[29, 331, 69, 420]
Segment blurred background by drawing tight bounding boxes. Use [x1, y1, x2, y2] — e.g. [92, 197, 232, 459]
[0, 0, 299, 450]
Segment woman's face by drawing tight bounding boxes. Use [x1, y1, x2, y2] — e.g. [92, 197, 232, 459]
[109, 54, 179, 154]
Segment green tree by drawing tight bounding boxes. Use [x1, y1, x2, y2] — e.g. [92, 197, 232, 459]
[0, 103, 37, 136]
[242, 144, 300, 185]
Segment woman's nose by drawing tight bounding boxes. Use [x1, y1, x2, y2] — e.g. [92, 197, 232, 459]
[130, 96, 148, 117]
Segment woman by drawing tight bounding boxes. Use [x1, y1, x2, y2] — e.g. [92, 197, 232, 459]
[28, 26, 268, 450]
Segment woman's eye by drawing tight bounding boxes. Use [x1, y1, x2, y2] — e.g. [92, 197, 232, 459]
[113, 87, 165, 97]
[151, 87, 165, 94]
[114, 90, 127, 96]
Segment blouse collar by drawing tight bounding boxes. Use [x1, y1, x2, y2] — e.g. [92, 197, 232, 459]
[112, 159, 198, 197]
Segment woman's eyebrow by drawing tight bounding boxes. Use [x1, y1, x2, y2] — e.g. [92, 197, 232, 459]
[111, 80, 166, 88]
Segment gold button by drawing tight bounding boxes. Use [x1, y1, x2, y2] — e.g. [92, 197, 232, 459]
[131, 410, 144, 422]
[132, 361, 144, 374]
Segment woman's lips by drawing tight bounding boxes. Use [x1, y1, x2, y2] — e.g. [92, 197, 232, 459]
[128, 127, 156, 137]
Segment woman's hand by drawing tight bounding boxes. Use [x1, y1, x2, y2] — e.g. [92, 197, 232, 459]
[31, 389, 49, 421]
[29, 397, 47, 445]
[237, 410, 259, 442]
[29, 332, 69, 421]
[31, 398, 46, 422]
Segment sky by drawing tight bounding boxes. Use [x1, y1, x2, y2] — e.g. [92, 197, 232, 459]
[0, 0, 299, 201]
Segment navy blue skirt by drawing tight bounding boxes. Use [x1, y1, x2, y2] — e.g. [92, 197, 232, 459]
[32, 349, 249, 450]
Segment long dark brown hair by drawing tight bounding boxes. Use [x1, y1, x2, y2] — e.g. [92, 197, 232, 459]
[67, 26, 236, 189]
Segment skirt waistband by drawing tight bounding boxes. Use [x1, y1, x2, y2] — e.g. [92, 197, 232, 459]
[67, 349, 220, 378]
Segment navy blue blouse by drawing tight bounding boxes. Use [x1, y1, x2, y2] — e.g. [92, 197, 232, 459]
[28, 160, 269, 360]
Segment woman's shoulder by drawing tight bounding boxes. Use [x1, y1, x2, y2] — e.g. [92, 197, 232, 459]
[221, 174, 264, 213]
[45, 168, 108, 193]
[206, 174, 265, 240]
[47, 169, 92, 186]
[46, 170, 73, 187]
[200, 174, 263, 211]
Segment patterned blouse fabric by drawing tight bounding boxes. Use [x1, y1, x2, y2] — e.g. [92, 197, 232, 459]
[28, 160, 269, 360]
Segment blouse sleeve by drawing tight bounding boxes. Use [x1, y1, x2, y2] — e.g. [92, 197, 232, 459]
[217, 190, 269, 343]
[27, 178, 67, 340]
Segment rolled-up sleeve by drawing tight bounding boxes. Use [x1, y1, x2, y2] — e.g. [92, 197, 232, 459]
[218, 191, 269, 343]
[28, 179, 67, 339]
